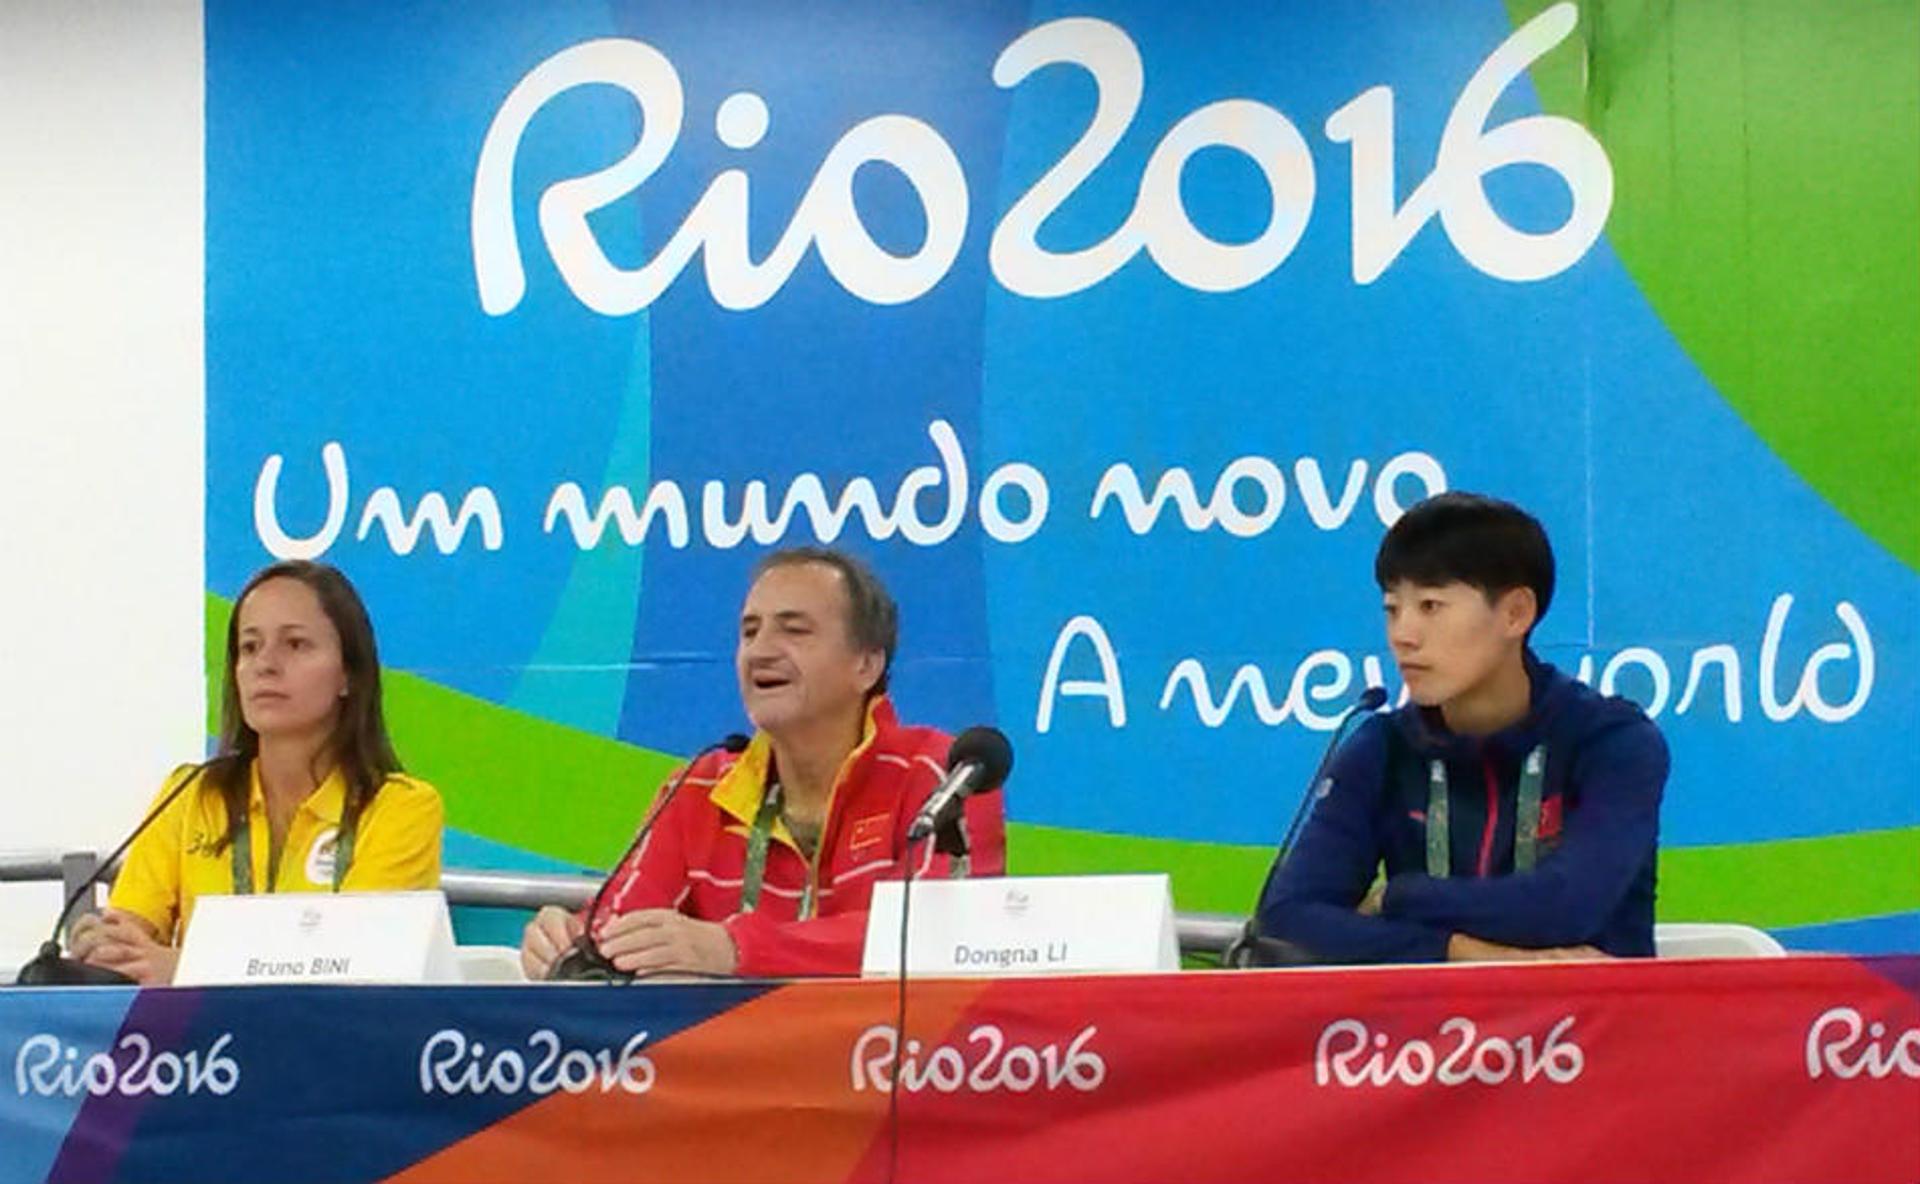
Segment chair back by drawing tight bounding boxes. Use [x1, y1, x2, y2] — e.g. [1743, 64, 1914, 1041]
[1654, 922, 1786, 959]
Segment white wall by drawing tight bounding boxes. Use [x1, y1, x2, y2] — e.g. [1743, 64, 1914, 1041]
[0, 1, 204, 957]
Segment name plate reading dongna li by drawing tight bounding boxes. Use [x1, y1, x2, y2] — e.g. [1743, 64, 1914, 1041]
[174, 890, 459, 986]
[861, 874, 1178, 977]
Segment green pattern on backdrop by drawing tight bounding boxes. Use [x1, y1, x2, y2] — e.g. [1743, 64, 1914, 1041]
[1511, 0, 1920, 570]
[1010, 820, 1920, 929]
[208, 594, 678, 870]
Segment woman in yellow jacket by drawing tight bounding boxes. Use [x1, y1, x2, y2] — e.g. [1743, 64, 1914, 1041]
[71, 559, 443, 985]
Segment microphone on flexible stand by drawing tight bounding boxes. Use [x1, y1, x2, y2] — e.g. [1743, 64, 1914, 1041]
[548, 732, 751, 983]
[15, 760, 218, 987]
[889, 725, 1013, 1184]
[1226, 686, 1388, 969]
[905, 726, 1012, 846]
[1273, 686, 1388, 868]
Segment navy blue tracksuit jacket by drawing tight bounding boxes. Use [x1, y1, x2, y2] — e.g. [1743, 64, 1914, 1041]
[1258, 653, 1667, 962]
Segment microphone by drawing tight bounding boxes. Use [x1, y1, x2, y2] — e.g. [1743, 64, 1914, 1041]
[1272, 686, 1387, 867]
[1229, 686, 1387, 969]
[906, 726, 1013, 842]
[15, 759, 216, 987]
[549, 731, 750, 983]
[889, 727, 1013, 1181]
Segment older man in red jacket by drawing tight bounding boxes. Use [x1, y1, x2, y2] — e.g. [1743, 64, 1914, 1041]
[520, 546, 1006, 979]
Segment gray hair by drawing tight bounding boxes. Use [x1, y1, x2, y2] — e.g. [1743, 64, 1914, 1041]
[751, 546, 899, 694]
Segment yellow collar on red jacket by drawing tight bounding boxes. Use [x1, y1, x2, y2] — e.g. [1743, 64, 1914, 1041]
[710, 697, 892, 832]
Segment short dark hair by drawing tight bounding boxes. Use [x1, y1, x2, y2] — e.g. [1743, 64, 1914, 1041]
[752, 546, 899, 695]
[1375, 492, 1555, 627]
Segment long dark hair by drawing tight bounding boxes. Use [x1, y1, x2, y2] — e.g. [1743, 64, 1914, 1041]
[206, 560, 401, 852]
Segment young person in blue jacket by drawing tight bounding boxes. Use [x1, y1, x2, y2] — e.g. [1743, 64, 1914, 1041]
[1258, 492, 1667, 963]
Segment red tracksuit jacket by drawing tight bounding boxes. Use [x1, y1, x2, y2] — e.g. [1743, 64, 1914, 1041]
[594, 698, 1007, 977]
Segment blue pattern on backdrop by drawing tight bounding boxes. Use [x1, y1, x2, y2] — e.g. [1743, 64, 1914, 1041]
[607, 0, 1032, 755]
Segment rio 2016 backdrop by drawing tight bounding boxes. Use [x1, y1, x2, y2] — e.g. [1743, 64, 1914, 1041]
[205, 1, 1919, 951]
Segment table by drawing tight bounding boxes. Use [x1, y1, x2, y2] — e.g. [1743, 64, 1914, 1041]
[5, 955, 1917, 1183]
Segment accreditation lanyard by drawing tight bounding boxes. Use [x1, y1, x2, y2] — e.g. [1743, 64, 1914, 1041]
[231, 815, 354, 895]
[1425, 745, 1547, 877]
[740, 782, 798, 918]
[739, 778, 970, 918]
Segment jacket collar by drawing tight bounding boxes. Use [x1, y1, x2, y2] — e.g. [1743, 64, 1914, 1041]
[1395, 649, 1570, 761]
[247, 760, 346, 825]
[710, 696, 894, 827]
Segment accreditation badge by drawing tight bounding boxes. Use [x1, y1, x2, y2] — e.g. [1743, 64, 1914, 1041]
[304, 827, 341, 885]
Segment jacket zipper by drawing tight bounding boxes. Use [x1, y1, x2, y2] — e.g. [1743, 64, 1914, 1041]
[1476, 752, 1501, 877]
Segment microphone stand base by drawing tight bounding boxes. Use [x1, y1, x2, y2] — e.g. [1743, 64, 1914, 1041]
[547, 938, 636, 985]
[14, 946, 135, 987]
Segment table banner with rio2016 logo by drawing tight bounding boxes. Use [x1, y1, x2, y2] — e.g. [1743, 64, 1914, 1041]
[4, 956, 1917, 1183]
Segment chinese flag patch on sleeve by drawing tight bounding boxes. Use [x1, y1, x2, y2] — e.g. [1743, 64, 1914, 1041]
[848, 813, 890, 854]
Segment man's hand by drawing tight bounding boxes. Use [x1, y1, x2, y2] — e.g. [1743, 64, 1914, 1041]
[1447, 933, 1610, 962]
[75, 909, 178, 986]
[520, 905, 585, 981]
[597, 909, 739, 976]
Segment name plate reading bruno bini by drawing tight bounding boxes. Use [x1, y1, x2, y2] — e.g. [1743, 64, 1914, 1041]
[862, 874, 1179, 977]
[174, 890, 459, 986]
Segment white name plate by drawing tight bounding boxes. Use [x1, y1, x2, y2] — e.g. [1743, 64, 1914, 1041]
[174, 890, 458, 986]
[862, 874, 1178, 977]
